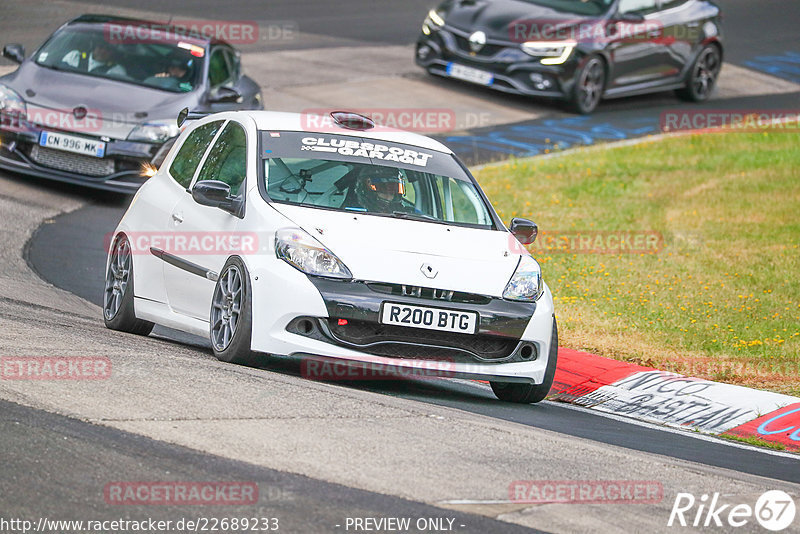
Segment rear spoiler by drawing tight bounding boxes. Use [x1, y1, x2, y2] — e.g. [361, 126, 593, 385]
[177, 108, 211, 128]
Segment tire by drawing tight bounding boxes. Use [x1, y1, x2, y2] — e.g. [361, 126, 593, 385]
[566, 56, 606, 114]
[103, 234, 155, 336]
[210, 256, 259, 366]
[491, 319, 558, 404]
[676, 44, 722, 102]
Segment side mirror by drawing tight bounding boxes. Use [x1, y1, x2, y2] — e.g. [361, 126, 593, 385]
[617, 11, 645, 23]
[192, 180, 243, 217]
[510, 218, 538, 245]
[2, 44, 25, 64]
[209, 86, 242, 104]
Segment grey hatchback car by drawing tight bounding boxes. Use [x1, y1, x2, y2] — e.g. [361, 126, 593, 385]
[0, 15, 263, 192]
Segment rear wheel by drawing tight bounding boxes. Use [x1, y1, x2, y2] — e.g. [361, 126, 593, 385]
[491, 320, 558, 404]
[676, 44, 721, 102]
[567, 57, 606, 114]
[210, 257, 259, 366]
[103, 235, 154, 336]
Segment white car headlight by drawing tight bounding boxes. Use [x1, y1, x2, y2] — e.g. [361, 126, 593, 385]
[423, 9, 445, 34]
[275, 228, 352, 280]
[503, 255, 544, 302]
[521, 41, 576, 65]
[127, 120, 181, 143]
[0, 84, 27, 117]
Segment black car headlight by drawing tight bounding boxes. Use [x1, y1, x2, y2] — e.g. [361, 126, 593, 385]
[521, 41, 576, 65]
[422, 9, 446, 35]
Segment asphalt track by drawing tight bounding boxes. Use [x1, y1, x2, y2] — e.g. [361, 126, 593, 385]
[2, 0, 800, 531]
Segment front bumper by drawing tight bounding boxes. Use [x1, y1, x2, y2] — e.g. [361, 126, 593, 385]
[416, 26, 580, 99]
[248, 260, 555, 384]
[0, 118, 166, 193]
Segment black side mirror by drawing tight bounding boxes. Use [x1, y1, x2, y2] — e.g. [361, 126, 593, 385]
[192, 180, 243, 217]
[510, 218, 538, 245]
[3, 44, 25, 64]
[209, 86, 242, 104]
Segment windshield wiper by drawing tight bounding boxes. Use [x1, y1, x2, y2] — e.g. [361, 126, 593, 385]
[391, 211, 439, 222]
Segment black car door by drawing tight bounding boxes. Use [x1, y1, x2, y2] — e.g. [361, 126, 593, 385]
[605, 0, 673, 92]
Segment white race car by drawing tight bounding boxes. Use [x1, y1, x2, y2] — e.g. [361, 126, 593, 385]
[103, 110, 557, 403]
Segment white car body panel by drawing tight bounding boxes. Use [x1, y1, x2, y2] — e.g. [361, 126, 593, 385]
[107, 110, 555, 385]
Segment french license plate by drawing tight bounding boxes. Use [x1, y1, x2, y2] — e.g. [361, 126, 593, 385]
[381, 302, 478, 335]
[446, 63, 494, 86]
[39, 131, 106, 158]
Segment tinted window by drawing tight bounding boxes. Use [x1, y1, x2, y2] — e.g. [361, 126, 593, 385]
[208, 49, 231, 87]
[196, 122, 247, 196]
[619, 0, 658, 14]
[169, 121, 224, 187]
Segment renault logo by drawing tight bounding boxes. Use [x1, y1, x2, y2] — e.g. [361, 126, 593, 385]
[469, 31, 487, 53]
[73, 106, 88, 119]
[420, 263, 438, 279]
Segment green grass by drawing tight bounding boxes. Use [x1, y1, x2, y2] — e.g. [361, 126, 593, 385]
[720, 433, 789, 452]
[475, 132, 800, 395]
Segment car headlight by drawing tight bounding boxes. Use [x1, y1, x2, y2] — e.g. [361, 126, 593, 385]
[275, 228, 353, 280]
[0, 84, 26, 117]
[503, 255, 544, 302]
[127, 120, 181, 143]
[422, 9, 445, 34]
[521, 41, 576, 65]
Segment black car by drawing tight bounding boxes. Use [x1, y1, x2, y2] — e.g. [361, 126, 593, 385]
[0, 15, 263, 193]
[416, 0, 723, 113]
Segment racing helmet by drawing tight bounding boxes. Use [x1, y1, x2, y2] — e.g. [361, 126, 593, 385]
[355, 166, 406, 212]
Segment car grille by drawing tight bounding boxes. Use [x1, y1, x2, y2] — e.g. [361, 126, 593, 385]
[30, 144, 115, 176]
[365, 283, 492, 305]
[452, 34, 506, 58]
[327, 319, 519, 362]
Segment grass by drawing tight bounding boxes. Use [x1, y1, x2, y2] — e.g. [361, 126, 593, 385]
[720, 433, 789, 452]
[474, 131, 800, 396]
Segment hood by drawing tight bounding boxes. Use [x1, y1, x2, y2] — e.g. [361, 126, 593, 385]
[272, 204, 522, 298]
[3, 62, 200, 139]
[439, 0, 607, 42]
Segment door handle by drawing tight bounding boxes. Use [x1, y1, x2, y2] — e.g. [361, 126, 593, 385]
[686, 22, 700, 28]
[171, 212, 184, 224]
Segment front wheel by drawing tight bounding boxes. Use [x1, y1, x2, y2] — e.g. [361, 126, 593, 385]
[491, 319, 558, 404]
[103, 234, 154, 336]
[210, 257, 259, 367]
[676, 45, 721, 102]
[566, 57, 606, 114]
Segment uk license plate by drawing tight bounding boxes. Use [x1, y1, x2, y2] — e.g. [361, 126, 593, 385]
[380, 302, 478, 335]
[39, 131, 106, 158]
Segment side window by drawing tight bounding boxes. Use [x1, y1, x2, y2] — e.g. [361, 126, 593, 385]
[168, 121, 224, 188]
[660, 0, 688, 9]
[225, 49, 241, 80]
[618, 0, 658, 15]
[208, 49, 232, 87]
[196, 122, 247, 196]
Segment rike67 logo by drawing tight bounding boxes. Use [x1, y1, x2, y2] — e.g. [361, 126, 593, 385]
[668, 490, 796, 531]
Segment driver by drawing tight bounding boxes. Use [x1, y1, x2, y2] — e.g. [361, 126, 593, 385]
[354, 166, 410, 213]
[62, 40, 127, 76]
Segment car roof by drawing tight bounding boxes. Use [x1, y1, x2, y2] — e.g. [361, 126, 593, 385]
[236, 111, 454, 154]
[67, 14, 228, 47]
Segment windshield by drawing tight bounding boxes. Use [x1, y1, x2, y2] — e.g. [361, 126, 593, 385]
[520, 0, 615, 15]
[265, 158, 494, 228]
[34, 24, 203, 93]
